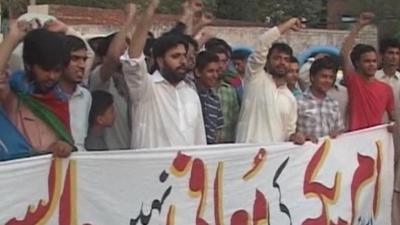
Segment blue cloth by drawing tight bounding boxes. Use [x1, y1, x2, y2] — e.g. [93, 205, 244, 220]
[0, 108, 32, 161]
[9, 70, 68, 101]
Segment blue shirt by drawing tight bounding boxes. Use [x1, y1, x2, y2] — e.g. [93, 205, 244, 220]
[0, 108, 32, 161]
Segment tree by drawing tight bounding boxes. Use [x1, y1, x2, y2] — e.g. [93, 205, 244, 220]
[215, 0, 322, 24]
[348, 0, 400, 39]
[216, 0, 258, 21]
[257, 0, 323, 25]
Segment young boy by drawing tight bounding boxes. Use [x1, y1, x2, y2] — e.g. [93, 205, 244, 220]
[85, 90, 116, 151]
[296, 56, 344, 141]
[194, 51, 224, 144]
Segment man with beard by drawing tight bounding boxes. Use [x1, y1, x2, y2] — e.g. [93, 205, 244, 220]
[341, 12, 395, 131]
[0, 22, 73, 158]
[236, 18, 305, 145]
[59, 35, 91, 151]
[121, 0, 206, 149]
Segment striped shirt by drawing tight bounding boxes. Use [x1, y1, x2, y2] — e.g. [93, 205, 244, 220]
[197, 88, 224, 144]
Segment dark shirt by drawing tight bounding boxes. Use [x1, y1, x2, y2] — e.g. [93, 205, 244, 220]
[85, 129, 108, 151]
[197, 87, 224, 144]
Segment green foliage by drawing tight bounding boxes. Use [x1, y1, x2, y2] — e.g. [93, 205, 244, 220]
[257, 0, 322, 24]
[216, 0, 258, 21]
[347, 0, 400, 39]
[215, 0, 322, 24]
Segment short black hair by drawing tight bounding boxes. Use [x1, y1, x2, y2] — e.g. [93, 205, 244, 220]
[310, 56, 338, 77]
[208, 46, 229, 59]
[205, 38, 232, 56]
[289, 56, 299, 64]
[23, 28, 69, 70]
[182, 34, 199, 51]
[65, 35, 87, 53]
[152, 34, 189, 59]
[350, 44, 376, 68]
[379, 38, 400, 54]
[144, 37, 156, 57]
[88, 32, 117, 57]
[267, 42, 293, 60]
[89, 90, 114, 126]
[196, 51, 220, 71]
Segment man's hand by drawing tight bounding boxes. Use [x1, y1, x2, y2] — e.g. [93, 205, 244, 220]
[290, 132, 306, 145]
[8, 20, 31, 42]
[48, 140, 73, 158]
[124, 3, 137, 20]
[44, 20, 68, 33]
[191, 0, 204, 13]
[387, 123, 396, 133]
[278, 17, 304, 34]
[329, 130, 341, 139]
[358, 12, 374, 27]
[199, 12, 214, 25]
[305, 134, 319, 144]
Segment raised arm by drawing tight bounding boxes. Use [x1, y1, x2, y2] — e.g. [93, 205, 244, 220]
[100, 3, 137, 82]
[192, 12, 213, 37]
[128, 0, 159, 58]
[340, 12, 374, 76]
[247, 18, 302, 79]
[0, 21, 29, 102]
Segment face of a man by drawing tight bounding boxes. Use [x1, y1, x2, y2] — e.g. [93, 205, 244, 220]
[356, 51, 378, 77]
[32, 64, 62, 93]
[197, 62, 220, 89]
[216, 53, 229, 76]
[311, 68, 336, 94]
[158, 44, 188, 84]
[233, 59, 246, 76]
[63, 49, 88, 84]
[382, 47, 400, 68]
[286, 62, 300, 86]
[267, 50, 291, 78]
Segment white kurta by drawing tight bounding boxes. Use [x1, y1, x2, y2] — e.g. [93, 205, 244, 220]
[121, 54, 206, 149]
[236, 27, 297, 144]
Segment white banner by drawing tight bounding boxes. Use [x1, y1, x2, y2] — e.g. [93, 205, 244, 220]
[0, 125, 394, 225]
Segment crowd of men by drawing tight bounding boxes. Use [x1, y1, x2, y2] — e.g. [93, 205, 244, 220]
[0, 0, 400, 223]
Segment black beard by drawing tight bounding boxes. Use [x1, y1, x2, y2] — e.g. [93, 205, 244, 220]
[160, 66, 187, 85]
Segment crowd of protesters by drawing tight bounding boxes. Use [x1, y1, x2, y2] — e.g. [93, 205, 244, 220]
[0, 0, 400, 223]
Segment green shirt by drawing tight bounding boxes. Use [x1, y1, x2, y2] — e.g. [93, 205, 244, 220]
[216, 81, 240, 143]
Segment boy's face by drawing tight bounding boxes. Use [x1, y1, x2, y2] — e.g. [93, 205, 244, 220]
[197, 62, 220, 89]
[311, 68, 336, 94]
[286, 62, 300, 86]
[356, 51, 377, 77]
[63, 49, 88, 84]
[233, 59, 246, 76]
[97, 105, 116, 127]
[382, 47, 400, 68]
[32, 64, 62, 93]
